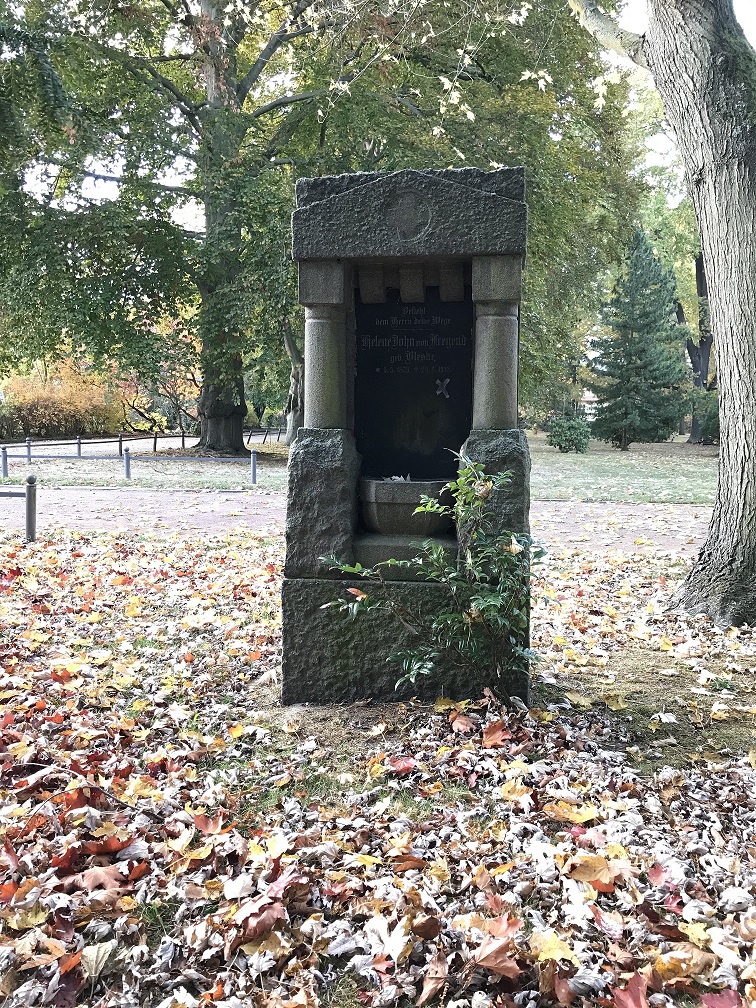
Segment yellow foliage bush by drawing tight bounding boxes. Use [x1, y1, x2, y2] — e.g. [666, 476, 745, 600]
[0, 363, 127, 440]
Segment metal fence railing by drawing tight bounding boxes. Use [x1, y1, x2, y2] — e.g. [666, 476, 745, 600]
[0, 474, 36, 541]
[0, 432, 278, 483]
[1, 426, 285, 455]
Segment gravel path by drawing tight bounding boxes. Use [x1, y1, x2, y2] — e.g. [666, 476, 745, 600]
[0, 485, 712, 553]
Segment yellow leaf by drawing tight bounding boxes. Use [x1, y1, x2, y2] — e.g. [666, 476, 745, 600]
[566, 854, 612, 883]
[5, 904, 49, 930]
[116, 896, 139, 911]
[434, 696, 458, 711]
[749, 750, 756, 769]
[490, 862, 515, 876]
[265, 834, 289, 859]
[228, 724, 244, 739]
[564, 691, 592, 709]
[352, 854, 382, 867]
[499, 780, 532, 805]
[542, 801, 599, 824]
[529, 929, 580, 966]
[428, 858, 451, 882]
[603, 692, 628, 711]
[124, 597, 142, 618]
[679, 922, 710, 948]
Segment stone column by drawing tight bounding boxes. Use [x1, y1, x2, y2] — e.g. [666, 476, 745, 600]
[299, 260, 346, 429]
[471, 255, 523, 430]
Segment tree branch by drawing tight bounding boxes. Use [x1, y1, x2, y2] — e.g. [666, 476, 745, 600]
[45, 160, 199, 197]
[89, 42, 203, 133]
[236, 0, 318, 106]
[569, 0, 648, 67]
[249, 88, 325, 119]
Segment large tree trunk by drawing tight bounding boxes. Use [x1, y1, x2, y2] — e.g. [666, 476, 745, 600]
[195, 0, 249, 456]
[644, 0, 756, 624]
[573, 0, 756, 624]
[197, 363, 248, 453]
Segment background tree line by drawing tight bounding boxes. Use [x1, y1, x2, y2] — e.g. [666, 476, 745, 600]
[0, 0, 646, 448]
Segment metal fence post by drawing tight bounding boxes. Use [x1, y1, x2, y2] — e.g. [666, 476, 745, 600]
[153, 432, 157, 454]
[77, 435, 82, 457]
[26, 438, 31, 464]
[124, 448, 131, 480]
[1, 448, 7, 479]
[25, 475, 36, 542]
[118, 434, 123, 457]
[250, 450, 257, 484]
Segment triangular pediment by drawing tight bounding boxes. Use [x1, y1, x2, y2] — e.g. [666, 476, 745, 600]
[292, 169, 526, 261]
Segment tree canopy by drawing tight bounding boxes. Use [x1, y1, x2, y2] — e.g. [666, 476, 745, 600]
[0, 0, 647, 447]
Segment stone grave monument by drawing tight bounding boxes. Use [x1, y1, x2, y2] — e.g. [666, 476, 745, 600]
[282, 167, 530, 703]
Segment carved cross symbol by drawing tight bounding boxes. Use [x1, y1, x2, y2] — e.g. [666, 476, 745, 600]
[436, 378, 450, 398]
[385, 194, 432, 242]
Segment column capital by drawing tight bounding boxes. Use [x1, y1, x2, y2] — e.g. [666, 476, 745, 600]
[298, 259, 345, 306]
[476, 301, 519, 319]
[472, 255, 523, 303]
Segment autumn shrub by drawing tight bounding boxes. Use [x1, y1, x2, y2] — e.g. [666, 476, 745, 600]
[0, 364, 126, 439]
[326, 458, 543, 698]
[546, 416, 591, 453]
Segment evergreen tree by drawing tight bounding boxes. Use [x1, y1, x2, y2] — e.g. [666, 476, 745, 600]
[589, 228, 691, 450]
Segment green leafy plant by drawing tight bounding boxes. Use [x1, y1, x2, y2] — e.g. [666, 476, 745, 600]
[546, 416, 591, 453]
[325, 458, 543, 697]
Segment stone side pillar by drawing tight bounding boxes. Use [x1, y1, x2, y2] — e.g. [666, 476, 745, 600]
[471, 255, 522, 429]
[299, 260, 347, 429]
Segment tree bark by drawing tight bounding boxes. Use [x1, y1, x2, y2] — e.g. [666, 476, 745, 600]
[197, 365, 248, 453]
[641, 0, 756, 625]
[574, 0, 756, 625]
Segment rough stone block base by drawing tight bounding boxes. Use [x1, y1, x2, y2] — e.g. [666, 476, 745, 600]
[285, 429, 360, 578]
[461, 428, 531, 535]
[281, 577, 530, 704]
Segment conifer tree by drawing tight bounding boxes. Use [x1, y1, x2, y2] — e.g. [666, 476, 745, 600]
[590, 228, 691, 450]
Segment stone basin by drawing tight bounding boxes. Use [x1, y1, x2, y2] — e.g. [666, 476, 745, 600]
[360, 478, 454, 536]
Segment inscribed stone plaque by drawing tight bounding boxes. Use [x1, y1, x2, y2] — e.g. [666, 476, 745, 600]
[355, 286, 473, 480]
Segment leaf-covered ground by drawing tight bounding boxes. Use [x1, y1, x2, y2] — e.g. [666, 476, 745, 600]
[1, 528, 755, 1008]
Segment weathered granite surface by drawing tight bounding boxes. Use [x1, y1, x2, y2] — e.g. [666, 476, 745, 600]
[460, 429, 531, 536]
[292, 169, 527, 261]
[284, 429, 360, 578]
[281, 577, 530, 703]
[296, 167, 525, 207]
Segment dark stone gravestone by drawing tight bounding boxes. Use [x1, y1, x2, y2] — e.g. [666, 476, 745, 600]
[355, 287, 473, 480]
[282, 168, 531, 703]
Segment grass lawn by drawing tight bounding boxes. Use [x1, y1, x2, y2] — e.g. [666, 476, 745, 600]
[0, 442, 290, 492]
[529, 432, 719, 504]
[1, 435, 719, 505]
